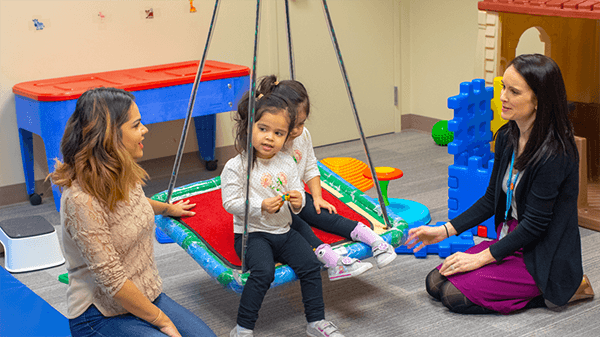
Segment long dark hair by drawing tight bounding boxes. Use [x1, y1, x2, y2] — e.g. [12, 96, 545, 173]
[502, 54, 577, 170]
[257, 75, 310, 118]
[233, 90, 296, 161]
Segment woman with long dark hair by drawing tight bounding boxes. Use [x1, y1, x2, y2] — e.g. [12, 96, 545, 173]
[407, 54, 593, 314]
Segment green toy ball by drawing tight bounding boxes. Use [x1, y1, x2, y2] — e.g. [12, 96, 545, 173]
[431, 120, 454, 146]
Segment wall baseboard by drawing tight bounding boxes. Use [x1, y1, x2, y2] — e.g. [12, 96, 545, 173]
[0, 119, 440, 208]
[401, 114, 440, 133]
[0, 179, 53, 208]
[0, 145, 238, 208]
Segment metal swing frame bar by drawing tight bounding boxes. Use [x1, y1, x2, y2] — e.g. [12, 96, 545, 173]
[240, 0, 262, 273]
[165, 0, 222, 204]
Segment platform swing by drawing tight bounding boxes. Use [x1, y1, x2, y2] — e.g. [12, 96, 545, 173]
[152, 0, 408, 293]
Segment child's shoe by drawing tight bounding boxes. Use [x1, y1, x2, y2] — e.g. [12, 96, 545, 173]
[328, 256, 373, 281]
[307, 320, 345, 337]
[372, 241, 396, 268]
[230, 325, 254, 337]
[316, 244, 372, 281]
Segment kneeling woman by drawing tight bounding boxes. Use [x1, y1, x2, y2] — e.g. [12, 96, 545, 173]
[406, 54, 593, 314]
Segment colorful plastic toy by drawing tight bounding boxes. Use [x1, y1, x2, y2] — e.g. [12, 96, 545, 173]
[395, 221, 475, 258]
[448, 154, 496, 239]
[320, 157, 373, 192]
[431, 120, 454, 146]
[447, 79, 496, 239]
[447, 79, 494, 159]
[361, 166, 430, 225]
[362, 166, 403, 206]
[321, 157, 430, 226]
[58, 273, 68, 285]
[489, 77, 508, 151]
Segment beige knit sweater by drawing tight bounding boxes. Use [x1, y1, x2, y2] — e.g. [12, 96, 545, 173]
[60, 181, 162, 319]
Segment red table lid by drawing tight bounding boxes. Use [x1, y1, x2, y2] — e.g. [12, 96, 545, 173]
[12, 60, 250, 101]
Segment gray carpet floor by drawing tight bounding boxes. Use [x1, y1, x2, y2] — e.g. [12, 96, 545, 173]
[2, 130, 599, 337]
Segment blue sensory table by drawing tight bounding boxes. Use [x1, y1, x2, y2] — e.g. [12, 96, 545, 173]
[13, 60, 250, 211]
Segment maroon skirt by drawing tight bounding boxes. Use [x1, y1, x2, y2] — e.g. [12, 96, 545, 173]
[437, 219, 541, 314]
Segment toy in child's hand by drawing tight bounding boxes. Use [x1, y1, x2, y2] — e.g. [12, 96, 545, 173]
[275, 193, 290, 213]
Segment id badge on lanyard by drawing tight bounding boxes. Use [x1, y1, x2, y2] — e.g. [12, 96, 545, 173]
[500, 152, 519, 240]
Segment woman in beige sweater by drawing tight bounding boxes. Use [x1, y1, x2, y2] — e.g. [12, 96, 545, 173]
[49, 87, 216, 337]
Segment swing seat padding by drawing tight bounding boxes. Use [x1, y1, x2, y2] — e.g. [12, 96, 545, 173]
[153, 162, 408, 293]
[178, 185, 371, 269]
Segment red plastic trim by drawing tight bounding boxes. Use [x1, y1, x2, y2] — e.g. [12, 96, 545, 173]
[12, 60, 250, 101]
[478, 0, 600, 20]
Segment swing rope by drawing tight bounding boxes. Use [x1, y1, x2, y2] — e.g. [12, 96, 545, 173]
[166, 0, 222, 204]
[241, 0, 262, 273]
[284, 0, 296, 80]
[320, 0, 392, 229]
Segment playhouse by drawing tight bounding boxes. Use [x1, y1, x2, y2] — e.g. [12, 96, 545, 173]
[474, 0, 600, 231]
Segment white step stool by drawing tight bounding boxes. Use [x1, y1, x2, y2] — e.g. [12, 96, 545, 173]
[0, 216, 65, 273]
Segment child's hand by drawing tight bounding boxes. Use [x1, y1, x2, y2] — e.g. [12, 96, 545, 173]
[288, 190, 303, 212]
[312, 197, 337, 214]
[262, 196, 284, 214]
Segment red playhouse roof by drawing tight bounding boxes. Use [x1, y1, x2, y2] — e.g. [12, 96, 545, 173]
[478, 0, 600, 20]
[13, 60, 250, 102]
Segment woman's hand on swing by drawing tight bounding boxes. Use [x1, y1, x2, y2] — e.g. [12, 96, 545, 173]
[165, 200, 196, 218]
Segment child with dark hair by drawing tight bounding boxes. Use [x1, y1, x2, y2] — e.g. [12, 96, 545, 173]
[222, 89, 344, 337]
[255, 75, 397, 282]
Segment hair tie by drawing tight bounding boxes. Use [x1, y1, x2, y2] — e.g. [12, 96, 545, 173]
[257, 94, 263, 100]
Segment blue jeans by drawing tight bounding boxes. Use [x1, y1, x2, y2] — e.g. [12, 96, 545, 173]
[291, 193, 360, 249]
[69, 293, 216, 337]
[234, 230, 324, 330]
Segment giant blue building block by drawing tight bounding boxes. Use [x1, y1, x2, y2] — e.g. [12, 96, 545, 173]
[447, 79, 494, 159]
[446, 79, 496, 239]
[395, 221, 474, 258]
[448, 153, 496, 239]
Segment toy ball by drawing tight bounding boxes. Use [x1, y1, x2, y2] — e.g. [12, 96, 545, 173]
[431, 120, 454, 146]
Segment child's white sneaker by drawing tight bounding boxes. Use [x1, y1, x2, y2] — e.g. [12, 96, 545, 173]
[372, 241, 396, 268]
[230, 325, 254, 337]
[307, 320, 345, 337]
[327, 256, 372, 281]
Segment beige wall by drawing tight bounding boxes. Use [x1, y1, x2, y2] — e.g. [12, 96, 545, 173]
[0, 0, 483, 196]
[406, 0, 481, 121]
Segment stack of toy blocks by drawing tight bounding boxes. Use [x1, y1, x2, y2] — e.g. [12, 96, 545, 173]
[447, 79, 497, 239]
[395, 221, 474, 258]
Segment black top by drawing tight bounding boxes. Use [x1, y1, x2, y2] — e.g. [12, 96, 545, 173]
[451, 124, 582, 306]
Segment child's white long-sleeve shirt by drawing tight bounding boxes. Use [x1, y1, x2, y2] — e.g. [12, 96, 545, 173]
[221, 152, 305, 234]
[283, 128, 321, 183]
